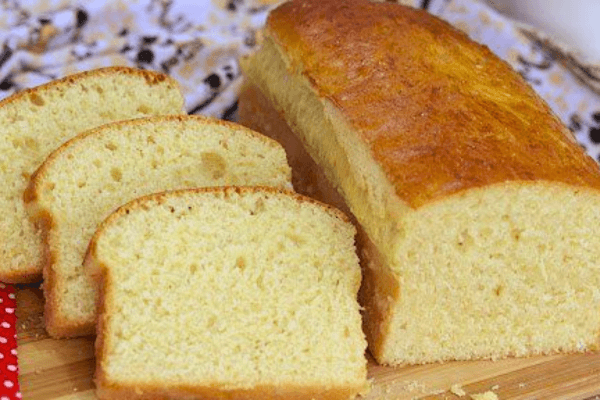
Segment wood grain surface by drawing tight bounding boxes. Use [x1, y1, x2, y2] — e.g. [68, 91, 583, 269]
[16, 283, 600, 400]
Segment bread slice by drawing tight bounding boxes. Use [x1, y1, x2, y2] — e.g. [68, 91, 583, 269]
[24, 115, 292, 338]
[83, 186, 368, 400]
[0, 66, 184, 283]
[240, 0, 600, 364]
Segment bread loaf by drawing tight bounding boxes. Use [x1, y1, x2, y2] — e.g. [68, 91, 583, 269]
[0, 67, 184, 283]
[25, 115, 292, 338]
[84, 186, 368, 400]
[240, 0, 600, 364]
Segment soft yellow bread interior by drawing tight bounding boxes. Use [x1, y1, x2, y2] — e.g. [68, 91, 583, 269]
[26, 115, 291, 338]
[0, 67, 184, 282]
[385, 182, 600, 363]
[241, 38, 600, 364]
[86, 187, 367, 399]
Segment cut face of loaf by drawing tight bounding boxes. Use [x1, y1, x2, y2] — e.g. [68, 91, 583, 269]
[0, 66, 184, 283]
[240, 0, 600, 364]
[84, 187, 368, 400]
[25, 115, 292, 338]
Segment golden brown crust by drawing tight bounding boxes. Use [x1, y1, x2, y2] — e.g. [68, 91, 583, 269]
[0, 268, 41, 284]
[0, 66, 178, 110]
[24, 114, 290, 206]
[94, 380, 365, 400]
[355, 229, 398, 363]
[29, 207, 95, 337]
[266, 0, 600, 208]
[86, 186, 354, 258]
[25, 158, 94, 337]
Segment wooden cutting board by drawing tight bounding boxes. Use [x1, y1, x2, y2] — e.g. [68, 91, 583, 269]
[16, 283, 600, 400]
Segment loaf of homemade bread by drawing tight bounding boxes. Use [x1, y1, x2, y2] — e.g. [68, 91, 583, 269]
[25, 115, 292, 338]
[84, 186, 368, 400]
[240, 0, 600, 365]
[0, 67, 184, 283]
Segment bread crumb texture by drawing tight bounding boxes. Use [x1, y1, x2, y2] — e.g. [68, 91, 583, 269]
[380, 182, 600, 363]
[0, 67, 183, 282]
[29, 115, 291, 337]
[89, 187, 367, 398]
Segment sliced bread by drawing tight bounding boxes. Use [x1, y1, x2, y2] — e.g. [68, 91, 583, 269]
[240, 0, 600, 364]
[24, 115, 292, 338]
[84, 186, 368, 400]
[0, 66, 184, 283]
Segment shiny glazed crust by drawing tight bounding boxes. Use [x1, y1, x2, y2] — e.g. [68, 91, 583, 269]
[266, 0, 600, 208]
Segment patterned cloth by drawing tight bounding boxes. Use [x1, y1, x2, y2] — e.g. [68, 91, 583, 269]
[1, 1, 600, 399]
[0, 0, 280, 119]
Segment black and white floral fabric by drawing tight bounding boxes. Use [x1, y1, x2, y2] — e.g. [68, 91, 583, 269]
[1, 0, 600, 161]
[0, 0, 279, 119]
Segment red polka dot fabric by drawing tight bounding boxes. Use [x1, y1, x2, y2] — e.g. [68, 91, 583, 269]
[0, 284, 20, 400]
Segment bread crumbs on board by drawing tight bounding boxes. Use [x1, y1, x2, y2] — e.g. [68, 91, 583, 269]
[471, 391, 499, 400]
[448, 384, 499, 400]
[450, 384, 467, 397]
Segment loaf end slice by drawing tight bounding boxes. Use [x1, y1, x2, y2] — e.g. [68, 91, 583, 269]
[0, 66, 184, 283]
[84, 186, 368, 400]
[25, 115, 292, 338]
